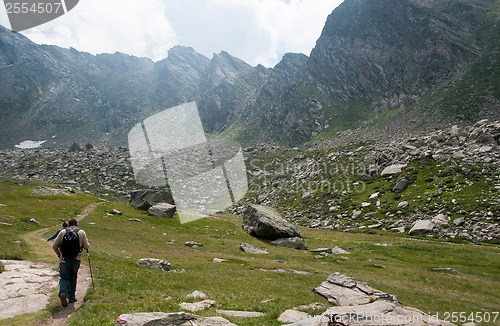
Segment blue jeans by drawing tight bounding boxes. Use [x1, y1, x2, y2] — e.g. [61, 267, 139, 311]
[59, 259, 80, 302]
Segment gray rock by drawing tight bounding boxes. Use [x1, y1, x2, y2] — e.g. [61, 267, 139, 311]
[432, 214, 449, 226]
[179, 300, 215, 312]
[431, 267, 458, 273]
[137, 258, 171, 271]
[26, 218, 39, 224]
[239, 243, 269, 254]
[453, 217, 465, 226]
[242, 204, 300, 240]
[381, 164, 407, 176]
[391, 226, 405, 234]
[212, 258, 228, 263]
[271, 237, 308, 250]
[408, 220, 434, 235]
[309, 248, 331, 253]
[115, 312, 236, 326]
[452, 151, 466, 159]
[186, 291, 208, 300]
[331, 246, 350, 255]
[184, 241, 203, 248]
[392, 177, 409, 193]
[0, 260, 58, 321]
[313, 272, 394, 306]
[301, 301, 455, 326]
[216, 310, 266, 318]
[148, 203, 176, 218]
[129, 189, 174, 211]
[128, 218, 142, 222]
[397, 201, 409, 208]
[304, 273, 456, 326]
[278, 310, 311, 323]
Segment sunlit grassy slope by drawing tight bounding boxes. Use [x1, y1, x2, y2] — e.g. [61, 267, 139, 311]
[0, 180, 499, 326]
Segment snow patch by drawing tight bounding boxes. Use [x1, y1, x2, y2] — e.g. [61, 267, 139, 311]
[14, 140, 47, 149]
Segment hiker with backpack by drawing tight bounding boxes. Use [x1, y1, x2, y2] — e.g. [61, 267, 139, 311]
[47, 220, 68, 241]
[52, 218, 90, 307]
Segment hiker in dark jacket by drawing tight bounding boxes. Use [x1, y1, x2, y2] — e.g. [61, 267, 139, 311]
[47, 220, 68, 241]
[52, 218, 90, 307]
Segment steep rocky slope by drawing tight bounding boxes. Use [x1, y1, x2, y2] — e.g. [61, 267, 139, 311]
[0, 119, 498, 243]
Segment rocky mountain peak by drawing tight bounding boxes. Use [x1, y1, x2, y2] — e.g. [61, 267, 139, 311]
[1, 0, 499, 148]
[308, 0, 488, 110]
[204, 51, 252, 87]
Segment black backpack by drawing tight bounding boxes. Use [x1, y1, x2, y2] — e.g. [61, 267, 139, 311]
[60, 228, 81, 260]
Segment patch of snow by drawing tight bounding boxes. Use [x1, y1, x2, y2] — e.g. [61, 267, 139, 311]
[14, 140, 47, 149]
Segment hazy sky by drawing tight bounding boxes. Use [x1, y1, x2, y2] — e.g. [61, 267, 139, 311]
[0, 0, 343, 67]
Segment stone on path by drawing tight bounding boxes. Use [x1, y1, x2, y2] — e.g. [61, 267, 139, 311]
[0, 260, 58, 321]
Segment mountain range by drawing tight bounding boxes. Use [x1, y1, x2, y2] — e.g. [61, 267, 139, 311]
[0, 0, 499, 149]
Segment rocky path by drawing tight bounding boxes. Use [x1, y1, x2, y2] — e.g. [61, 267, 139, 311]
[0, 202, 100, 325]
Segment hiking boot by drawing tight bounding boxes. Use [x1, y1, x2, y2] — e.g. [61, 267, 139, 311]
[69, 298, 77, 303]
[60, 292, 68, 307]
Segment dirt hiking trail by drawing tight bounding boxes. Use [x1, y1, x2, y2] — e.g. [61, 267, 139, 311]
[17, 202, 101, 326]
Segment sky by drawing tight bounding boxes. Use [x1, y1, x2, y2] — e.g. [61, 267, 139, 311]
[0, 0, 343, 67]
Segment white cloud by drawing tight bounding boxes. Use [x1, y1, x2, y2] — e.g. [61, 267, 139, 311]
[22, 0, 177, 61]
[0, 0, 343, 66]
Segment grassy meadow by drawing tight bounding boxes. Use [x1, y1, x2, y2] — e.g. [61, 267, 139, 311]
[0, 179, 499, 325]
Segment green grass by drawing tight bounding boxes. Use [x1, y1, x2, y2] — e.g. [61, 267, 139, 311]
[0, 179, 96, 261]
[0, 180, 499, 325]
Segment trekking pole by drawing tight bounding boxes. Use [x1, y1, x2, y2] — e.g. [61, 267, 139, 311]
[86, 249, 95, 290]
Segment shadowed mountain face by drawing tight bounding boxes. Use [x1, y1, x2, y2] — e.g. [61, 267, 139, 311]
[0, 0, 498, 148]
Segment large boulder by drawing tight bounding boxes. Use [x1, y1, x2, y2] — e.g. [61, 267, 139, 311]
[381, 164, 407, 176]
[313, 272, 395, 306]
[408, 220, 434, 235]
[242, 205, 300, 240]
[129, 190, 174, 211]
[148, 203, 176, 218]
[392, 177, 409, 193]
[303, 273, 456, 326]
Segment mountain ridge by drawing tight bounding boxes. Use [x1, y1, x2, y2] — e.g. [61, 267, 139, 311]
[0, 0, 499, 148]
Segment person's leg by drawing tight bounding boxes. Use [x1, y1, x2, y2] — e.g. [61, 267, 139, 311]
[68, 259, 80, 302]
[59, 261, 70, 306]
